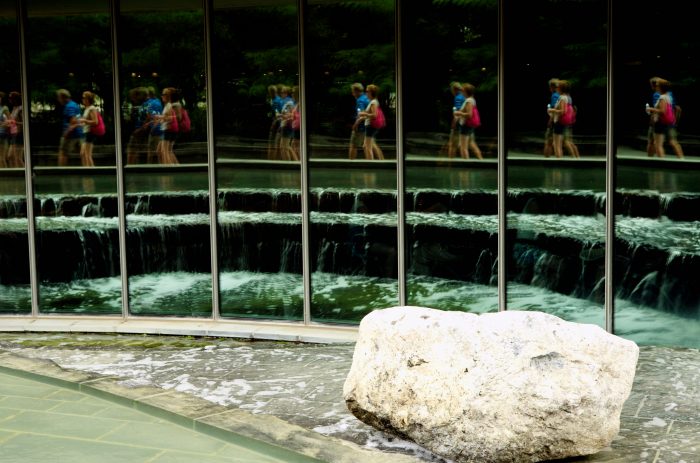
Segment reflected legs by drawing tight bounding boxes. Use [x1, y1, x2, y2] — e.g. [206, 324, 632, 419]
[668, 127, 684, 159]
[80, 141, 95, 167]
[459, 133, 482, 160]
[0, 139, 7, 168]
[7, 142, 23, 168]
[363, 134, 383, 160]
[653, 132, 666, 158]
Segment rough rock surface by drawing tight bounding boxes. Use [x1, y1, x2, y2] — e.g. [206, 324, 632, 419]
[343, 307, 640, 463]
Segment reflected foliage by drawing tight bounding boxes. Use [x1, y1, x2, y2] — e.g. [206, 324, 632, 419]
[27, 13, 114, 148]
[307, 0, 395, 138]
[405, 0, 497, 135]
[213, 5, 298, 140]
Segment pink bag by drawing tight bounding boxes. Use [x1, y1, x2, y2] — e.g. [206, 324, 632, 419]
[465, 105, 481, 128]
[659, 99, 676, 126]
[91, 110, 106, 136]
[370, 105, 386, 129]
[560, 103, 576, 126]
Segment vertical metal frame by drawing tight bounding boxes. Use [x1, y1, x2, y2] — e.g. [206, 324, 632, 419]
[203, 0, 221, 320]
[497, 0, 507, 312]
[109, 0, 130, 320]
[395, 0, 406, 306]
[298, 0, 312, 325]
[17, 0, 39, 317]
[604, 0, 615, 333]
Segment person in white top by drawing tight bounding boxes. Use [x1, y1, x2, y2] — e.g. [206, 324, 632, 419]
[453, 83, 483, 160]
[156, 87, 181, 165]
[78, 91, 99, 167]
[0, 92, 11, 168]
[6, 92, 23, 168]
[358, 84, 384, 160]
[547, 79, 579, 159]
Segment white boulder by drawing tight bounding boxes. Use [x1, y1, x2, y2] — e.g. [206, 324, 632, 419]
[343, 307, 639, 463]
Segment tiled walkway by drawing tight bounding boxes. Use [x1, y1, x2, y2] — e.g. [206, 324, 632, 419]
[0, 334, 698, 463]
[0, 370, 305, 463]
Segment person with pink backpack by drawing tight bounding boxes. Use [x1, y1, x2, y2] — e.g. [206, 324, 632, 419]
[453, 82, 483, 160]
[77, 91, 105, 167]
[358, 84, 385, 160]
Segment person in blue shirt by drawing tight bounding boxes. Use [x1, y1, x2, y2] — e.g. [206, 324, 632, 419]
[126, 87, 148, 165]
[56, 89, 83, 166]
[543, 78, 559, 157]
[447, 81, 465, 158]
[349, 82, 369, 160]
[647, 78, 684, 158]
[645, 76, 662, 156]
[143, 87, 163, 164]
[279, 86, 297, 161]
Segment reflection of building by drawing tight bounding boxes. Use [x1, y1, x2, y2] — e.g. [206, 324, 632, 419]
[0, 0, 698, 349]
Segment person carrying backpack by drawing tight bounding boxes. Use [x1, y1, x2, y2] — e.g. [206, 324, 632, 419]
[453, 82, 483, 160]
[547, 79, 580, 158]
[358, 84, 385, 160]
[78, 91, 105, 167]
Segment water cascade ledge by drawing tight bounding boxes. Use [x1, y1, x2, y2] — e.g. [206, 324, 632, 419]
[2, 188, 700, 220]
[0, 211, 698, 319]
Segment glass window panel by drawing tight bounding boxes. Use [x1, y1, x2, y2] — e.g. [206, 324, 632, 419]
[614, 0, 700, 347]
[0, 2, 31, 314]
[404, 0, 498, 312]
[119, 0, 212, 316]
[307, 0, 398, 323]
[27, 0, 121, 314]
[212, 0, 303, 320]
[505, 0, 607, 327]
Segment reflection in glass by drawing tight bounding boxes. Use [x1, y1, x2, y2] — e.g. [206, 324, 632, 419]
[307, 0, 397, 323]
[27, 0, 121, 314]
[404, 0, 498, 312]
[614, 0, 700, 347]
[119, 0, 211, 316]
[505, 0, 607, 327]
[0, 2, 31, 313]
[213, 0, 302, 320]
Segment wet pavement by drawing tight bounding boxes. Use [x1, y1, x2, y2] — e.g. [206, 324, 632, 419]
[0, 333, 697, 463]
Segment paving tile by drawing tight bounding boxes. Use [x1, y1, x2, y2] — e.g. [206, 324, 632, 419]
[612, 417, 672, 450]
[92, 404, 160, 423]
[667, 421, 700, 453]
[0, 406, 21, 420]
[45, 389, 87, 402]
[0, 429, 17, 444]
[153, 448, 280, 463]
[48, 400, 110, 416]
[0, 409, 125, 439]
[0, 396, 64, 411]
[98, 419, 228, 454]
[637, 396, 699, 422]
[655, 450, 700, 463]
[0, 433, 162, 463]
[0, 382, 58, 400]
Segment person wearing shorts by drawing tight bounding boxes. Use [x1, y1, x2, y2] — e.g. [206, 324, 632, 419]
[349, 82, 369, 160]
[6, 91, 23, 168]
[143, 87, 163, 164]
[359, 84, 384, 160]
[543, 78, 559, 157]
[454, 83, 483, 159]
[78, 91, 99, 167]
[446, 81, 465, 158]
[56, 89, 83, 166]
